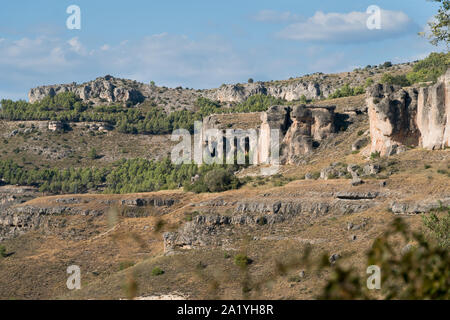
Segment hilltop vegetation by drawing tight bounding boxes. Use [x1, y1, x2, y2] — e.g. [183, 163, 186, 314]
[381, 52, 450, 86]
[0, 93, 285, 135]
[0, 158, 243, 194]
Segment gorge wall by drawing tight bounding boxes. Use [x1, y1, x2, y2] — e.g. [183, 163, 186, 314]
[199, 105, 336, 166]
[367, 69, 450, 156]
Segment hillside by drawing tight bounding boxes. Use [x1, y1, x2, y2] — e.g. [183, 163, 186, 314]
[0, 54, 449, 300]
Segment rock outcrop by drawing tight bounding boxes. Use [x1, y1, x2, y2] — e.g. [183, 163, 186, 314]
[390, 197, 450, 215]
[29, 76, 145, 105]
[258, 106, 291, 164]
[417, 69, 450, 149]
[366, 85, 420, 156]
[367, 69, 450, 156]
[198, 105, 336, 166]
[204, 80, 333, 103]
[281, 105, 335, 164]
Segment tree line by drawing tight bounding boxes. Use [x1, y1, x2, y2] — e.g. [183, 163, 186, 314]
[0, 158, 241, 194]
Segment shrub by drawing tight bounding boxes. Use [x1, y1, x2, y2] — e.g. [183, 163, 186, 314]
[380, 73, 411, 87]
[328, 84, 365, 99]
[88, 148, 99, 160]
[119, 261, 135, 271]
[151, 267, 165, 276]
[311, 172, 321, 180]
[204, 168, 237, 192]
[365, 78, 374, 87]
[186, 166, 240, 193]
[406, 52, 450, 84]
[319, 218, 449, 299]
[370, 152, 381, 160]
[422, 204, 450, 249]
[0, 245, 6, 258]
[234, 254, 252, 269]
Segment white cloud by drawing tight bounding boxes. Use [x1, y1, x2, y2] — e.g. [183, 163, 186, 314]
[67, 37, 87, 55]
[252, 10, 303, 23]
[102, 33, 251, 88]
[0, 37, 69, 71]
[0, 34, 252, 94]
[278, 9, 417, 43]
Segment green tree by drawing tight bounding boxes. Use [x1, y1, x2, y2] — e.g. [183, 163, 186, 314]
[380, 73, 411, 87]
[424, 0, 450, 47]
[88, 148, 99, 160]
[406, 51, 450, 83]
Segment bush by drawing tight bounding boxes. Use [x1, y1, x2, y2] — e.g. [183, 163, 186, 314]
[380, 73, 411, 87]
[234, 254, 252, 269]
[151, 267, 165, 276]
[185, 166, 241, 193]
[365, 78, 374, 87]
[406, 52, 450, 84]
[119, 261, 135, 271]
[88, 148, 99, 160]
[0, 245, 6, 258]
[422, 204, 450, 249]
[328, 84, 365, 99]
[319, 218, 449, 299]
[370, 152, 381, 160]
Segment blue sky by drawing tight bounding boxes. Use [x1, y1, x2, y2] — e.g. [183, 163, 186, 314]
[0, 0, 445, 100]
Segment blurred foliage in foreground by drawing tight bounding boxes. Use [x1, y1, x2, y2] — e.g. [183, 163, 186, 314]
[320, 216, 449, 299]
[219, 215, 450, 300]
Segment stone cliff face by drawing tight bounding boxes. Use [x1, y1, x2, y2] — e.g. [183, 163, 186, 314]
[199, 104, 336, 166]
[279, 105, 335, 164]
[417, 69, 450, 150]
[29, 76, 145, 105]
[366, 85, 420, 156]
[367, 68, 450, 156]
[258, 105, 291, 164]
[204, 81, 332, 103]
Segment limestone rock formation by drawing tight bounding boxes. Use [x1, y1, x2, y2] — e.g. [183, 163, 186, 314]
[205, 81, 330, 103]
[366, 84, 420, 156]
[258, 105, 291, 164]
[417, 69, 450, 149]
[367, 68, 450, 156]
[197, 104, 336, 166]
[280, 105, 335, 164]
[29, 76, 145, 105]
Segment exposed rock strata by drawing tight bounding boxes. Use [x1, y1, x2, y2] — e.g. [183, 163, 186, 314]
[204, 81, 333, 103]
[199, 105, 336, 166]
[367, 69, 450, 156]
[29, 76, 145, 105]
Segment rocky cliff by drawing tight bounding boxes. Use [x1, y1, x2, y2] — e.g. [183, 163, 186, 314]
[280, 105, 335, 164]
[203, 81, 329, 103]
[29, 75, 145, 105]
[417, 69, 450, 149]
[367, 68, 449, 156]
[198, 104, 336, 166]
